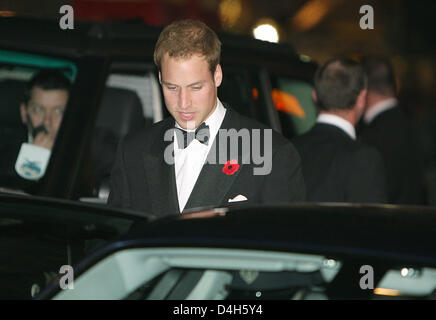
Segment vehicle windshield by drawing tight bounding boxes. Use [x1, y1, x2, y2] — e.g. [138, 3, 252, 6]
[0, 49, 76, 194]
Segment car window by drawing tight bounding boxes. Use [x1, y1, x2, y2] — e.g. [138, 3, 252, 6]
[218, 66, 255, 119]
[81, 65, 163, 203]
[0, 49, 76, 193]
[218, 66, 271, 127]
[270, 76, 317, 140]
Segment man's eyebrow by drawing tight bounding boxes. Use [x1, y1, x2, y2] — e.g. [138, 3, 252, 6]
[187, 81, 205, 87]
[161, 80, 177, 86]
[161, 80, 205, 87]
[28, 102, 65, 109]
[27, 102, 42, 108]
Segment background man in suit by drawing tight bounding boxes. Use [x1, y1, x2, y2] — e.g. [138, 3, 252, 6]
[293, 58, 387, 203]
[108, 19, 305, 217]
[359, 56, 425, 205]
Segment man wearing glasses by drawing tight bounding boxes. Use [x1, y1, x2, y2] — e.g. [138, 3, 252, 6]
[12, 69, 70, 181]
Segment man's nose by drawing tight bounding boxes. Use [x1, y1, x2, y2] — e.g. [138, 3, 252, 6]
[178, 88, 191, 110]
[43, 112, 53, 130]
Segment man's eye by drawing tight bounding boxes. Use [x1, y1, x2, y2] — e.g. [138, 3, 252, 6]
[191, 86, 202, 90]
[30, 105, 44, 114]
[167, 86, 177, 91]
[54, 107, 65, 117]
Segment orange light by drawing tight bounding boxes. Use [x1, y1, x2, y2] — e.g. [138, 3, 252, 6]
[0, 11, 16, 17]
[252, 88, 259, 100]
[272, 89, 305, 118]
[373, 288, 401, 297]
[219, 0, 242, 29]
[291, 0, 342, 32]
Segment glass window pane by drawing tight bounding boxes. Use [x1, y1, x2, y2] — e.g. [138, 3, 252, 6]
[271, 76, 317, 139]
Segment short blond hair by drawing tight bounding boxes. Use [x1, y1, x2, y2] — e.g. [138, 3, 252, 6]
[154, 19, 221, 74]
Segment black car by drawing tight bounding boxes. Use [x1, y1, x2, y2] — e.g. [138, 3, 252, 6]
[37, 203, 436, 300]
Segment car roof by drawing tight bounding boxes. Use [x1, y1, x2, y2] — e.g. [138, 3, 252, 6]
[77, 203, 436, 267]
[0, 16, 313, 67]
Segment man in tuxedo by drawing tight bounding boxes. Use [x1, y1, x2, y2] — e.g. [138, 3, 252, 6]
[108, 19, 305, 217]
[293, 58, 387, 203]
[358, 56, 425, 205]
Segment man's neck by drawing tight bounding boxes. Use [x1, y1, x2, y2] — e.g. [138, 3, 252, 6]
[366, 92, 396, 110]
[319, 110, 356, 127]
[317, 112, 356, 139]
[364, 93, 397, 124]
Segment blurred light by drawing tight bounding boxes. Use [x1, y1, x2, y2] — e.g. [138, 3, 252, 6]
[299, 54, 312, 62]
[374, 288, 401, 297]
[272, 89, 305, 118]
[401, 267, 417, 278]
[253, 22, 279, 43]
[252, 88, 259, 100]
[323, 259, 337, 269]
[291, 0, 342, 32]
[0, 11, 16, 17]
[219, 0, 242, 29]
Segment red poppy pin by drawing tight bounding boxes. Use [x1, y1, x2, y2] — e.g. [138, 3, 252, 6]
[223, 159, 240, 175]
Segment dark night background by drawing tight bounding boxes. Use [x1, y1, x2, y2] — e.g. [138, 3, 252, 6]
[1, 0, 434, 103]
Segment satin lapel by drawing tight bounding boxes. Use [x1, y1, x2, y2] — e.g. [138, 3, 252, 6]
[143, 120, 180, 217]
[183, 109, 247, 212]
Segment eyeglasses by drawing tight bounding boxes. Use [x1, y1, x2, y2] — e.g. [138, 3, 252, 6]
[27, 104, 65, 119]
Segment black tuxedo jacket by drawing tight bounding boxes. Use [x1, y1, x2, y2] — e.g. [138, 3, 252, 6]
[292, 123, 387, 203]
[359, 106, 425, 205]
[108, 108, 305, 217]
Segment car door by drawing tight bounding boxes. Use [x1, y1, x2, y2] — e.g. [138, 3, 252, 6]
[0, 193, 150, 299]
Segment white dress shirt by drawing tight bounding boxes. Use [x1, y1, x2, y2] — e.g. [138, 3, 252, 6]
[174, 99, 227, 212]
[363, 98, 398, 124]
[316, 113, 356, 140]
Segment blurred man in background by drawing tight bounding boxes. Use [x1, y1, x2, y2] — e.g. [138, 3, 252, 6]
[20, 69, 70, 150]
[0, 69, 70, 185]
[293, 57, 387, 203]
[359, 56, 425, 205]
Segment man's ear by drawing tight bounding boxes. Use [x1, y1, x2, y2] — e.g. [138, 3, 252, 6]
[158, 71, 162, 85]
[214, 64, 223, 87]
[20, 103, 28, 124]
[354, 89, 367, 119]
[312, 90, 318, 104]
[356, 89, 367, 109]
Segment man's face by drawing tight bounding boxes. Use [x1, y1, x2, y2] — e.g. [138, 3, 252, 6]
[159, 53, 222, 130]
[20, 87, 69, 139]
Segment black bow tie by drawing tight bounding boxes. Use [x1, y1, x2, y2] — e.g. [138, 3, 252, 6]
[175, 122, 210, 149]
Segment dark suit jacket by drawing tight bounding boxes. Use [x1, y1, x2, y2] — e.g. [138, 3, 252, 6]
[359, 106, 425, 205]
[292, 123, 387, 203]
[108, 108, 305, 217]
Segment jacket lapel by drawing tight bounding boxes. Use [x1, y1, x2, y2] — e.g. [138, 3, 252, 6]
[183, 109, 246, 212]
[143, 120, 180, 217]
